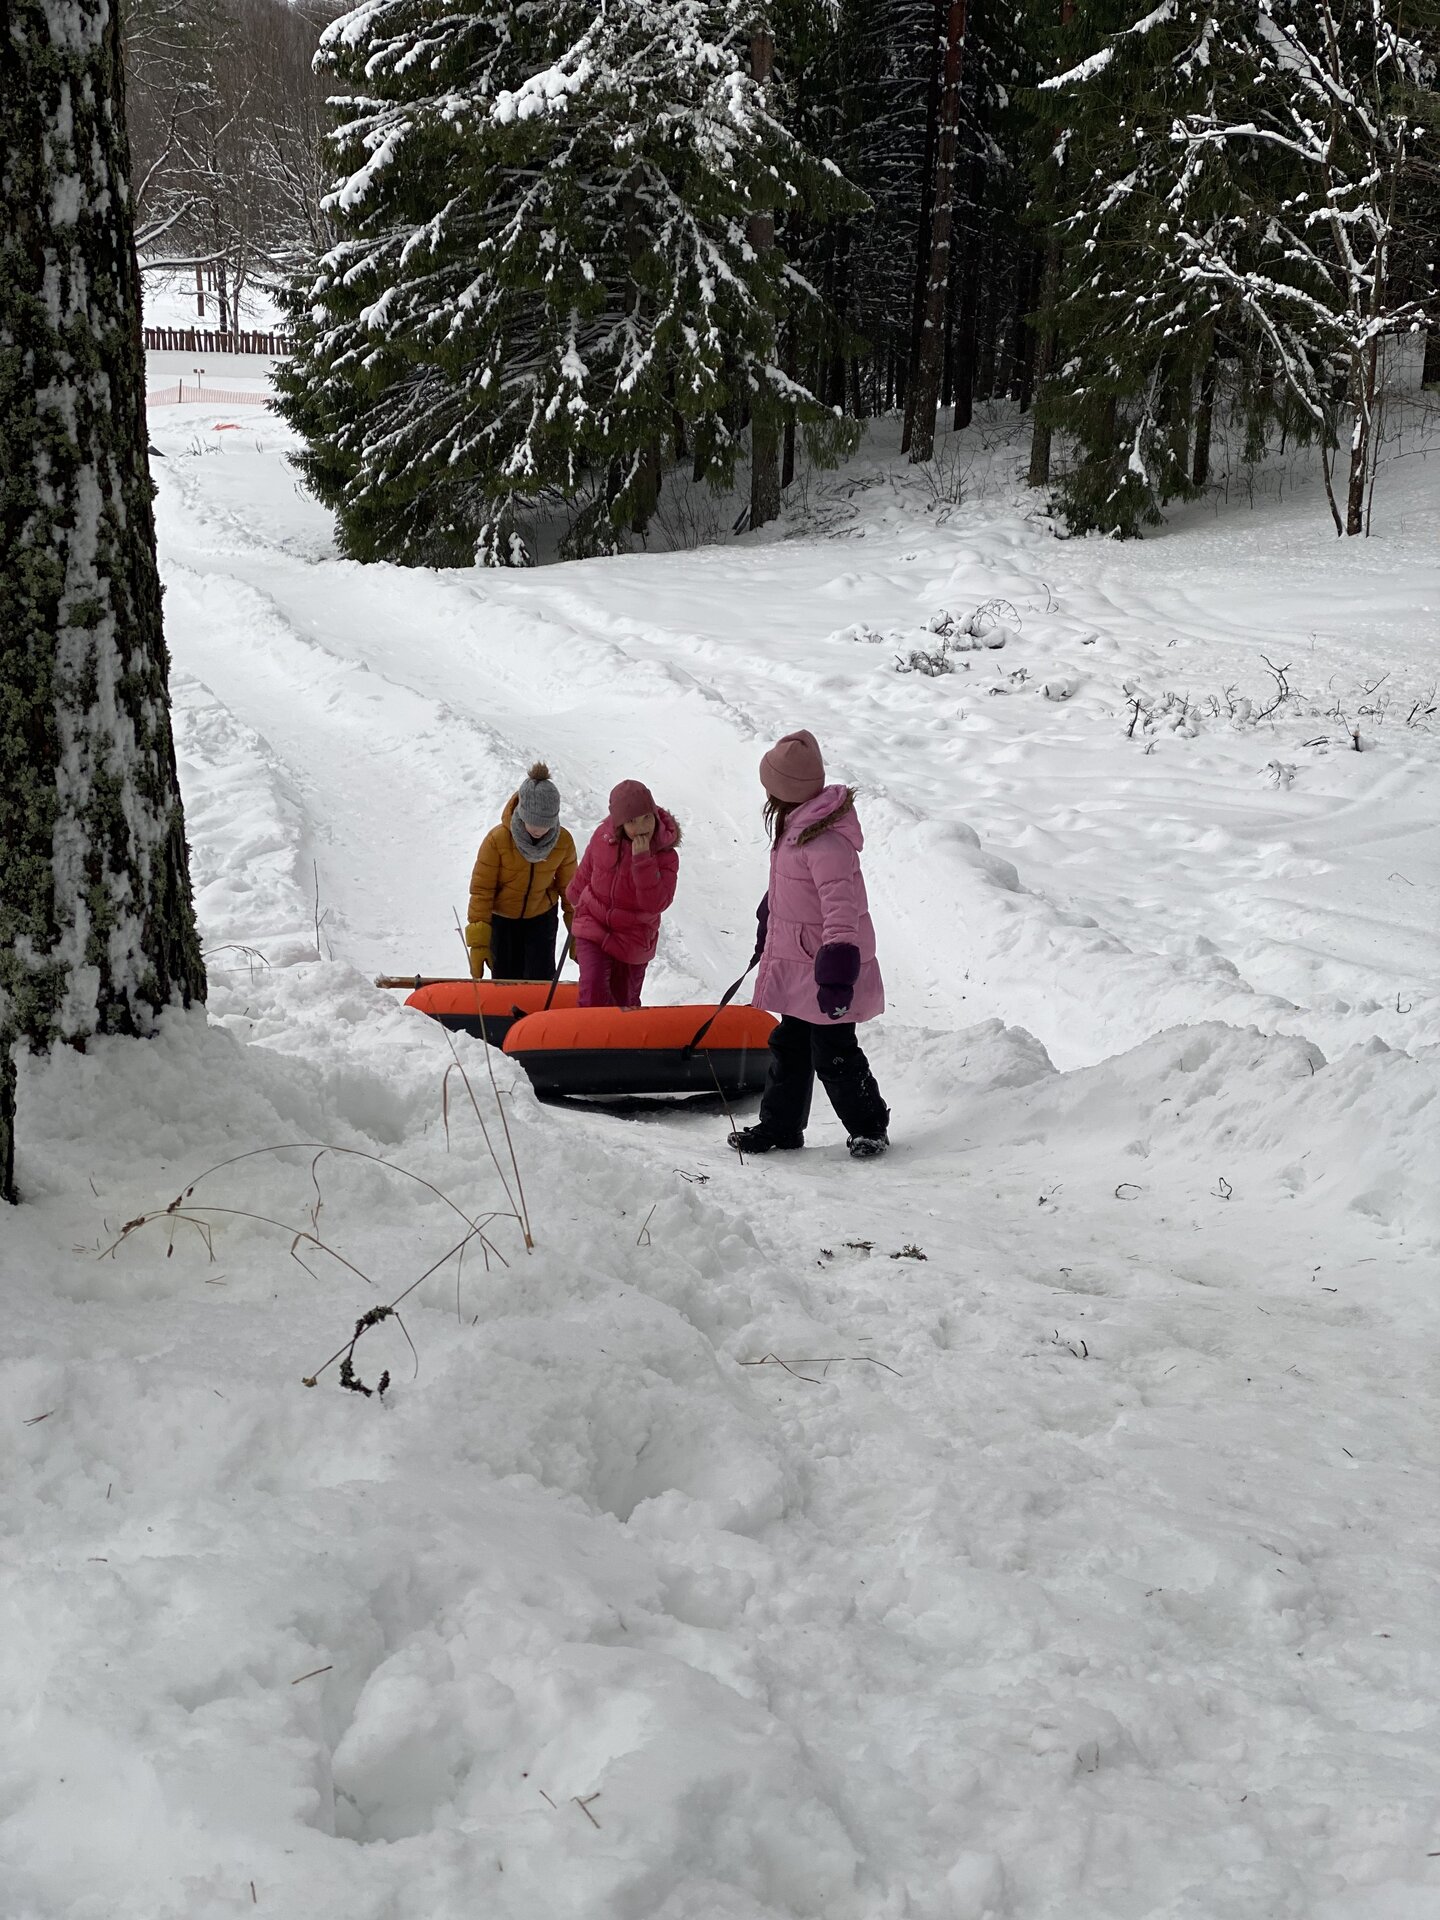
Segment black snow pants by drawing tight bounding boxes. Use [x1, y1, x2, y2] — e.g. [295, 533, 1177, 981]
[758, 1015, 890, 1140]
[489, 906, 559, 982]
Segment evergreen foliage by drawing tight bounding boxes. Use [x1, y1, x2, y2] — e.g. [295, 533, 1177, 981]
[1, 0, 207, 1202]
[277, 0, 858, 566]
[1033, 0, 1439, 536]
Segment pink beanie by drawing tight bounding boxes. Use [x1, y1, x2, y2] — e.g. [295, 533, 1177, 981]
[759, 729, 825, 804]
[608, 778, 656, 825]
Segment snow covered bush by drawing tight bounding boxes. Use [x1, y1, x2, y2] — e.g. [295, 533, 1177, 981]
[276, 0, 859, 566]
[927, 602, 1014, 649]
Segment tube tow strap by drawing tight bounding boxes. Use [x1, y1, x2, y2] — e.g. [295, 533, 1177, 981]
[542, 939, 568, 1013]
[682, 957, 759, 1058]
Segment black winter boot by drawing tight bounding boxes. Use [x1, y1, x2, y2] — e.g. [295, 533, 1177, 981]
[846, 1132, 889, 1160]
[728, 1124, 804, 1154]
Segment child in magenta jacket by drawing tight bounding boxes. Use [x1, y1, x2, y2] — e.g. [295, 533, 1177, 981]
[567, 780, 681, 1007]
[730, 730, 890, 1159]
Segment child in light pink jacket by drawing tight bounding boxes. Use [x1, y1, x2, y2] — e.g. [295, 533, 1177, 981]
[729, 730, 890, 1159]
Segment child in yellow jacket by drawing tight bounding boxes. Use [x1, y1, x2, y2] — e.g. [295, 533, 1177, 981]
[466, 763, 577, 980]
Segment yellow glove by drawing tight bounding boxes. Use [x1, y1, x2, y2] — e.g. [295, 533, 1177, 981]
[465, 921, 491, 979]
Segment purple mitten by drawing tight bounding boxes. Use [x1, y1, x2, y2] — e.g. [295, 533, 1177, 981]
[815, 942, 860, 1020]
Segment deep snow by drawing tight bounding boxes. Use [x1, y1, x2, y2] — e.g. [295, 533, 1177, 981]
[3, 384, 1437, 1920]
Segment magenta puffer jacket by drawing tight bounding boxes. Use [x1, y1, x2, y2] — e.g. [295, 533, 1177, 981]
[567, 809, 681, 965]
[754, 785, 884, 1025]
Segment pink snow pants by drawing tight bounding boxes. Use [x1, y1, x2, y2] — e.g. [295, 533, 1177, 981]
[575, 938, 647, 1009]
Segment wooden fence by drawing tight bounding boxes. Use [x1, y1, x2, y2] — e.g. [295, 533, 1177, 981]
[143, 326, 292, 355]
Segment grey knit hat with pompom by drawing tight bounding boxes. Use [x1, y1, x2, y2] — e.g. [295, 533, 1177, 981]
[516, 760, 561, 828]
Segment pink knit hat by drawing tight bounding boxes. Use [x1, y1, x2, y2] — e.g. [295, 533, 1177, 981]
[759, 729, 825, 804]
[608, 778, 656, 825]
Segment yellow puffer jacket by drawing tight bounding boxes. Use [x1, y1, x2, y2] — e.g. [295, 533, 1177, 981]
[466, 796, 577, 977]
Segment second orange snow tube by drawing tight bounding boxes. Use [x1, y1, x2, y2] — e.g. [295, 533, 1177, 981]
[405, 978, 581, 1046]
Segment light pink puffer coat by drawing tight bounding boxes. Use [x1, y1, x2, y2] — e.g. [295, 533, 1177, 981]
[754, 785, 885, 1025]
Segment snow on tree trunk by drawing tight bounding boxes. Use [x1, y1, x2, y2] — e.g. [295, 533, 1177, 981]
[1, 0, 207, 1204]
[907, 0, 966, 466]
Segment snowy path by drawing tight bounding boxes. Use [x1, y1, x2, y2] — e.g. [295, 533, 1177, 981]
[155, 407, 1440, 1066]
[3, 399, 1437, 1920]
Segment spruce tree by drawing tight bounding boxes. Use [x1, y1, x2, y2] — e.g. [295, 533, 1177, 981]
[1, 0, 207, 1203]
[1029, 0, 1229, 534]
[278, 0, 852, 565]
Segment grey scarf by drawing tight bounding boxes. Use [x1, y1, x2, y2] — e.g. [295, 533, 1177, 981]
[510, 813, 559, 863]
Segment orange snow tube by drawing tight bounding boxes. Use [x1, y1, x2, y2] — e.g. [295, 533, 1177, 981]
[503, 1003, 777, 1100]
[405, 978, 581, 1046]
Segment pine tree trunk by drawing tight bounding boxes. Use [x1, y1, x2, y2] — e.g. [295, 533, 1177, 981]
[1, 0, 207, 1203]
[1026, 231, 1059, 483]
[976, 234, 999, 402]
[901, 0, 946, 454]
[782, 323, 798, 488]
[908, 0, 967, 464]
[1192, 350, 1217, 488]
[1424, 330, 1440, 387]
[1006, 249, 1036, 403]
[0, 1042, 15, 1209]
[1346, 341, 1378, 537]
[747, 28, 781, 532]
[951, 166, 982, 432]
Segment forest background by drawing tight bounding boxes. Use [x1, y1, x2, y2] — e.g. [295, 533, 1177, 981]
[122, 0, 1440, 557]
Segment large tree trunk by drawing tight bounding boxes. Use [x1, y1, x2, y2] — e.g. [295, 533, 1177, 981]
[1, 0, 207, 1202]
[908, 0, 967, 465]
[1424, 329, 1440, 387]
[747, 28, 781, 532]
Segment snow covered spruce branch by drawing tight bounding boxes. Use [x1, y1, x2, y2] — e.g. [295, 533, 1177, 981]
[275, 0, 862, 565]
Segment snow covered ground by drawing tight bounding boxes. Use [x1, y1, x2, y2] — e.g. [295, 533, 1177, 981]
[4, 383, 1438, 1920]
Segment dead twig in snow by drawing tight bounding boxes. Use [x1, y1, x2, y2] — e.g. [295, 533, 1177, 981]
[740, 1352, 902, 1383]
[448, 910, 535, 1247]
[1256, 656, 1291, 721]
[311, 862, 333, 961]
